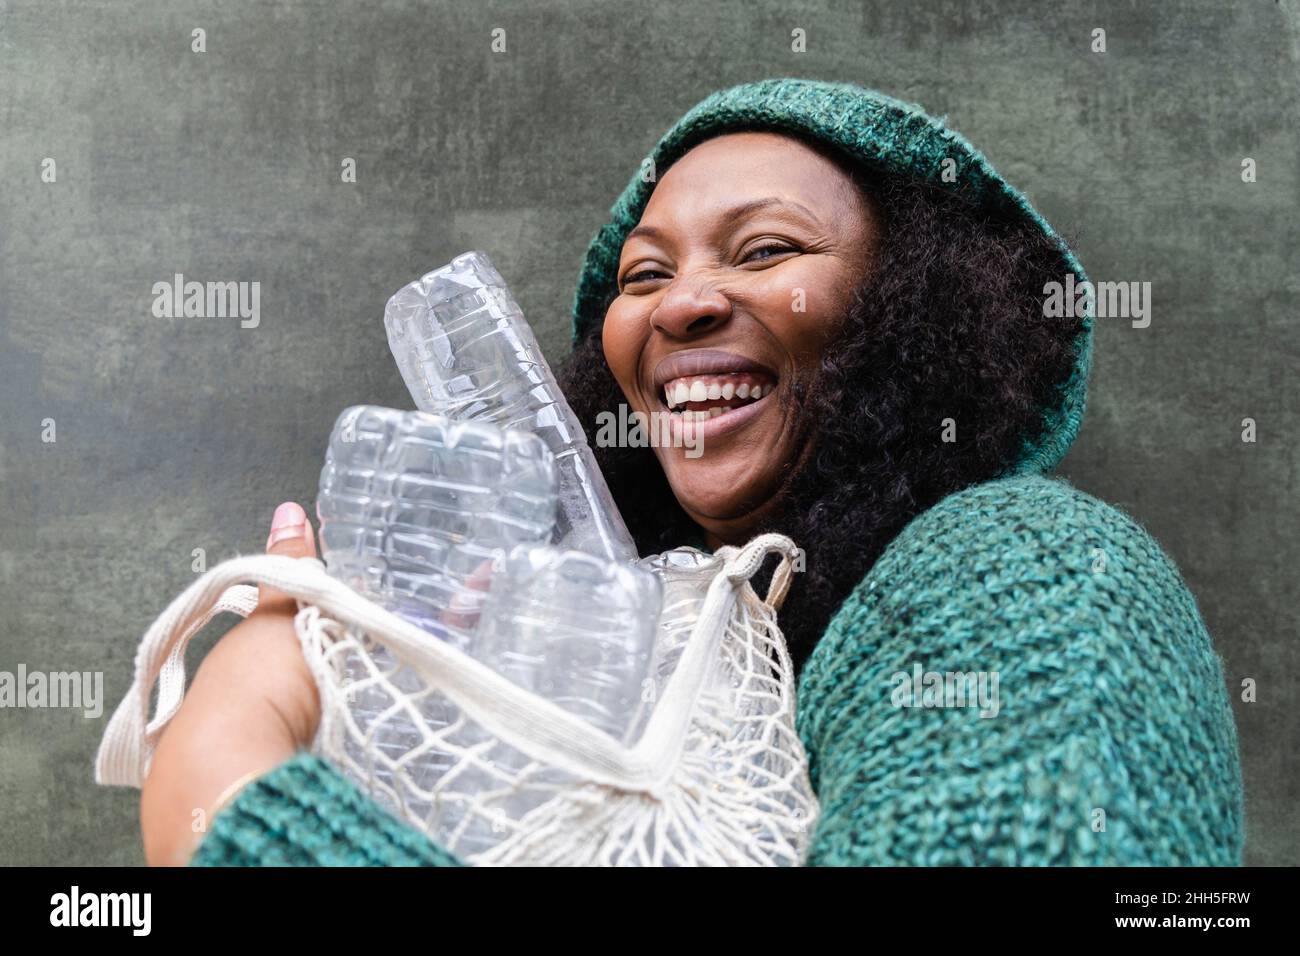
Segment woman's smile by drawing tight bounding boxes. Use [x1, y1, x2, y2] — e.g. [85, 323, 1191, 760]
[651, 348, 778, 442]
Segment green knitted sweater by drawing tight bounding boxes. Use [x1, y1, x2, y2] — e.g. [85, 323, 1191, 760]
[192, 79, 1244, 866]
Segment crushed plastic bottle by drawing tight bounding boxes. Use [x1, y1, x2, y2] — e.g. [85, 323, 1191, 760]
[316, 404, 558, 818]
[477, 545, 662, 744]
[312, 254, 682, 856]
[384, 251, 635, 562]
[623, 547, 719, 739]
[317, 404, 558, 641]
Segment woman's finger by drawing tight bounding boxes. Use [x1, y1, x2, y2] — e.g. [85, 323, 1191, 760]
[256, 501, 318, 616]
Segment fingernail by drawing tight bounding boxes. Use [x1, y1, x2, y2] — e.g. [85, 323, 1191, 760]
[266, 501, 308, 548]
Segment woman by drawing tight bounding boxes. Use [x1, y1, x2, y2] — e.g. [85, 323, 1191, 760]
[140, 78, 1244, 866]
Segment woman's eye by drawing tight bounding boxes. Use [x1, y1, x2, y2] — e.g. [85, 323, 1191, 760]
[743, 243, 799, 263]
[621, 268, 668, 287]
[620, 244, 797, 288]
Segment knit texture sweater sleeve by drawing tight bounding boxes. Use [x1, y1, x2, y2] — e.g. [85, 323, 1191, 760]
[794, 473, 1245, 866]
[190, 751, 464, 866]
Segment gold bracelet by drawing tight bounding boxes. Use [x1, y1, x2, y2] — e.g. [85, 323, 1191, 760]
[208, 768, 267, 821]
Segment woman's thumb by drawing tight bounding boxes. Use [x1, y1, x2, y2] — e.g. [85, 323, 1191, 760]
[257, 501, 317, 615]
[265, 501, 316, 558]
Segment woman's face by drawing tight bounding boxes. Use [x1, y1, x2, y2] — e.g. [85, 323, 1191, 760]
[603, 131, 880, 546]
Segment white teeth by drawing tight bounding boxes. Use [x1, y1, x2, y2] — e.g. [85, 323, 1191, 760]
[689, 410, 709, 422]
[665, 376, 774, 409]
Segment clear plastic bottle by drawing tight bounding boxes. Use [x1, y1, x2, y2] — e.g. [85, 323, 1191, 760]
[476, 545, 662, 745]
[384, 251, 635, 562]
[317, 404, 558, 641]
[625, 548, 720, 738]
[316, 404, 558, 821]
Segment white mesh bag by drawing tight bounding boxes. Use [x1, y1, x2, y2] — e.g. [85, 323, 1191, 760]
[96, 534, 820, 866]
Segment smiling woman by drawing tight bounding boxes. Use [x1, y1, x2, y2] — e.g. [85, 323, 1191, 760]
[156, 77, 1242, 868]
[563, 117, 1088, 672]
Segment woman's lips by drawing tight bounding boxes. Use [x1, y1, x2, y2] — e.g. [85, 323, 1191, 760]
[645, 348, 780, 449]
[652, 348, 778, 388]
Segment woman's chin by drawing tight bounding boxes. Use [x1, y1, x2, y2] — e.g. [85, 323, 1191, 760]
[666, 471, 783, 543]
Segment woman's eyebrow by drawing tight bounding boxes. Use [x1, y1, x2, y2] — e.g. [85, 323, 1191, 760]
[722, 196, 822, 226]
[624, 197, 822, 245]
[625, 222, 666, 244]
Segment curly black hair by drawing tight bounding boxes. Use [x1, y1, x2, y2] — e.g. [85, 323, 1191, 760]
[559, 158, 1086, 675]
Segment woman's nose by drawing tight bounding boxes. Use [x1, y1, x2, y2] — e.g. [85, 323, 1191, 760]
[649, 277, 732, 339]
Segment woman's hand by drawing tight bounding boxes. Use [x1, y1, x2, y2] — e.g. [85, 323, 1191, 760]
[139, 502, 323, 866]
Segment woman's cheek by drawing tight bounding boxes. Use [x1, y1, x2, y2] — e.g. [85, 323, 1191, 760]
[752, 265, 841, 340]
[600, 303, 648, 404]
[781, 275, 853, 353]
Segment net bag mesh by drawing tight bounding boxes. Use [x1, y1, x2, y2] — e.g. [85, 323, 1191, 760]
[304, 534, 819, 866]
[94, 535, 819, 867]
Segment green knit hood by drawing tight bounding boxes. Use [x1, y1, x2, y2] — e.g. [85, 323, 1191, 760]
[571, 77, 1093, 476]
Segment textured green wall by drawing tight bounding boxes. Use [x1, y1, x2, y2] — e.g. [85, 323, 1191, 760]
[1, 1, 1295, 865]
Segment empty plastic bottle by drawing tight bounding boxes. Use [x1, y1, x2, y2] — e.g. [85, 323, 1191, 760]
[316, 405, 558, 819]
[384, 251, 635, 562]
[476, 545, 662, 745]
[621, 548, 719, 739]
[317, 404, 558, 641]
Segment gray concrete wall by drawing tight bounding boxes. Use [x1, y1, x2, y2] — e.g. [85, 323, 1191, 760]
[1, 0, 1295, 865]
